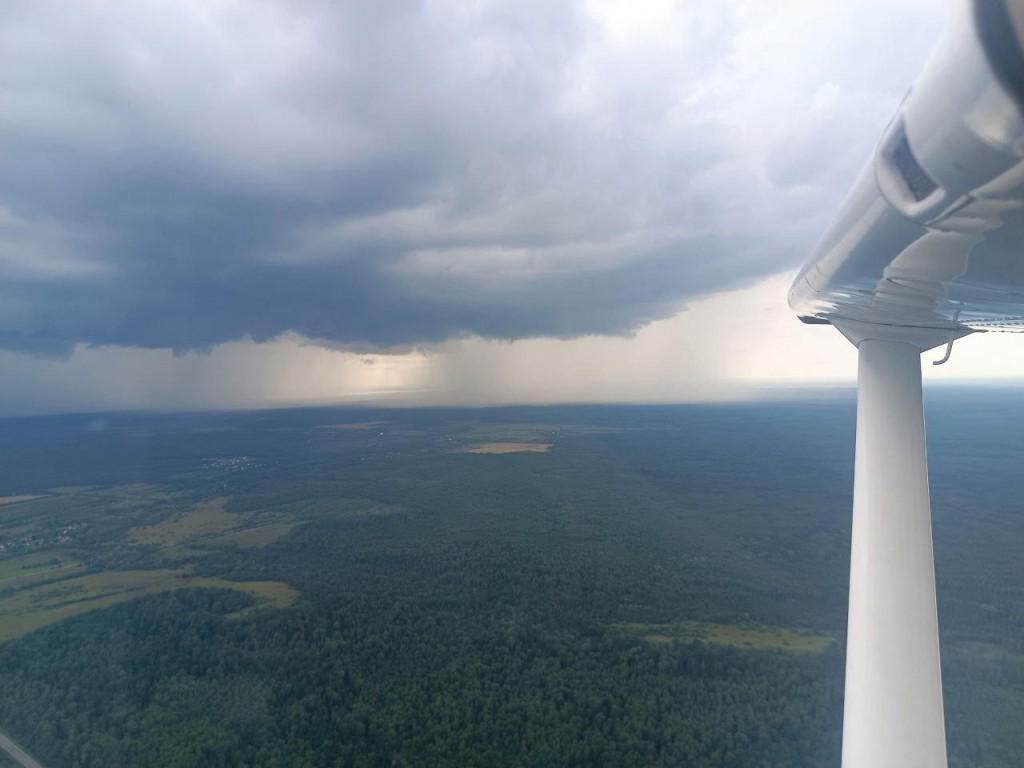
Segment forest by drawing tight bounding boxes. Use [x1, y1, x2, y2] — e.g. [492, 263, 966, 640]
[0, 393, 1020, 766]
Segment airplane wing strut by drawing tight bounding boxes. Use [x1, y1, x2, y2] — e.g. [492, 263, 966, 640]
[789, 1, 1024, 764]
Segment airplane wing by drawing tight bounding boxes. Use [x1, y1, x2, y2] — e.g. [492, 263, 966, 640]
[789, 0, 1024, 347]
[788, 3, 1024, 767]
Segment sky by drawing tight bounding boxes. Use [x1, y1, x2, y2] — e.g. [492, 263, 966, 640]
[1, 0, 1020, 414]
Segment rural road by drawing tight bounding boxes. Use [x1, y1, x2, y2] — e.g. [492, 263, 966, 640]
[0, 731, 44, 768]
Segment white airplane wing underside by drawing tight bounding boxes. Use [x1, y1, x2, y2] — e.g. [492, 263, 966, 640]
[789, 0, 1024, 341]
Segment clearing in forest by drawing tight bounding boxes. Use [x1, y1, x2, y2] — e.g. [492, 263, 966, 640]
[210, 522, 296, 548]
[317, 421, 392, 430]
[129, 497, 240, 547]
[610, 621, 834, 653]
[0, 568, 298, 642]
[96, 484, 172, 500]
[463, 442, 552, 454]
[0, 554, 81, 586]
[0, 496, 46, 508]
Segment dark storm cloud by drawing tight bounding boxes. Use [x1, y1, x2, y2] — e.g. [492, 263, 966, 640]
[0, 0, 941, 355]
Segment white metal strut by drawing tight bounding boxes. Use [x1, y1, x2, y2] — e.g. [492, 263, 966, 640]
[843, 338, 946, 768]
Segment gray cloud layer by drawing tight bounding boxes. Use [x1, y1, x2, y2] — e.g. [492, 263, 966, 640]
[0, 0, 943, 354]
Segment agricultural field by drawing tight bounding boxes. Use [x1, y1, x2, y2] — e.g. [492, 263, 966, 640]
[207, 522, 295, 549]
[463, 442, 553, 454]
[0, 567, 296, 642]
[316, 421, 392, 431]
[129, 497, 240, 547]
[0, 553, 79, 587]
[0, 496, 45, 508]
[610, 621, 835, 653]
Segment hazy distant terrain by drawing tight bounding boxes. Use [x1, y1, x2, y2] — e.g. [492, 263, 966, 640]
[0, 393, 1020, 766]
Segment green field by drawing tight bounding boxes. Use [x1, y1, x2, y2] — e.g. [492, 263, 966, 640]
[0, 565, 296, 642]
[209, 522, 296, 549]
[130, 496, 240, 546]
[611, 621, 834, 653]
[0, 486, 300, 645]
[0, 553, 80, 586]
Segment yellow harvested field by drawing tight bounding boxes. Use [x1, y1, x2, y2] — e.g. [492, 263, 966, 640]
[0, 495, 46, 507]
[130, 497, 240, 547]
[0, 568, 298, 642]
[464, 442, 552, 454]
[318, 421, 392, 430]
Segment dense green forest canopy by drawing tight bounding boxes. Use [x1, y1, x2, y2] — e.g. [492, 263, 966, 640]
[0, 391, 1020, 766]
